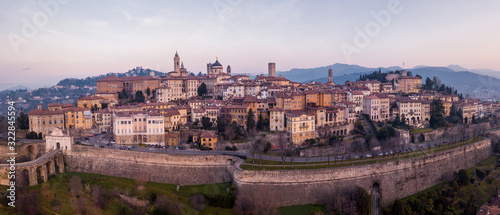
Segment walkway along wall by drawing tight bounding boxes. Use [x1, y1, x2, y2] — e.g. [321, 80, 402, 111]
[63, 145, 235, 185]
[233, 138, 493, 208]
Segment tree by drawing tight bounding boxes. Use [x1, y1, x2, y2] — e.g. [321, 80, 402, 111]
[246, 109, 255, 132]
[201, 117, 212, 130]
[197, 83, 207, 96]
[355, 187, 370, 215]
[457, 169, 470, 186]
[465, 194, 477, 215]
[392, 199, 412, 215]
[256, 113, 268, 131]
[134, 90, 145, 103]
[216, 117, 225, 134]
[252, 137, 267, 165]
[424, 77, 434, 90]
[118, 88, 128, 99]
[16, 111, 29, 130]
[277, 132, 288, 166]
[430, 99, 446, 129]
[393, 113, 401, 127]
[146, 87, 151, 97]
[38, 132, 43, 139]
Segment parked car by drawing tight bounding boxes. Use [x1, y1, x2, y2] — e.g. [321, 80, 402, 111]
[100, 146, 105, 148]
[111, 141, 116, 144]
[132, 145, 137, 148]
[88, 134, 94, 137]
[366, 153, 372, 158]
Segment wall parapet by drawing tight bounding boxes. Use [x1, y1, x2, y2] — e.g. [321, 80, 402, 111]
[233, 138, 493, 208]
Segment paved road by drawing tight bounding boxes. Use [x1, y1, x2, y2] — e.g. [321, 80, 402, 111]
[73, 126, 498, 163]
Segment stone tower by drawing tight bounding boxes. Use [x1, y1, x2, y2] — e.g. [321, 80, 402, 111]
[328, 67, 333, 82]
[227, 65, 231, 76]
[401, 69, 407, 76]
[268, 62, 276, 77]
[174, 51, 180, 72]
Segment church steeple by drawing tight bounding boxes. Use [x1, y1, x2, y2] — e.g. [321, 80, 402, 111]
[328, 67, 333, 82]
[174, 51, 180, 72]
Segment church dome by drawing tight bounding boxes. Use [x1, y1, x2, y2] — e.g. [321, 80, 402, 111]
[212, 59, 222, 67]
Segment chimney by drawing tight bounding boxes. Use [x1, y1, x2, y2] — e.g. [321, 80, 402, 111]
[37, 104, 43, 109]
[268, 63, 276, 77]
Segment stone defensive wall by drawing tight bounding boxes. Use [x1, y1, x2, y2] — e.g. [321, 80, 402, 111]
[63, 145, 236, 185]
[233, 138, 492, 208]
[0, 137, 494, 209]
[0, 140, 45, 164]
[0, 149, 65, 186]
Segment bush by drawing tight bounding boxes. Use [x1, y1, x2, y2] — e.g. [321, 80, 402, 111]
[487, 177, 495, 184]
[224, 146, 232, 151]
[231, 146, 238, 151]
[149, 193, 157, 204]
[457, 169, 470, 186]
[458, 199, 467, 209]
[475, 169, 486, 180]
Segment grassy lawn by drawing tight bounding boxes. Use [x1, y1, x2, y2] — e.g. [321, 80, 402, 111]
[410, 128, 433, 134]
[0, 172, 236, 215]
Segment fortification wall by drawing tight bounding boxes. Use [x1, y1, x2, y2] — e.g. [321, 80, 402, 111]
[0, 141, 45, 164]
[64, 145, 235, 185]
[233, 138, 493, 208]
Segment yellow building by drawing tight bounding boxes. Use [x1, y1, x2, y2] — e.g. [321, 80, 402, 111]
[304, 90, 319, 107]
[221, 104, 250, 128]
[291, 92, 305, 110]
[77, 95, 105, 109]
[199, 130, 218, 149]
[28, 105, 65, 138]
[163, 109, 181, 131]
[47, 103, 74, 111]
[318, 90, 333, 107]
[64, 107, 93, 130]
[286, 111, 316, 145]
[94, 92, 119, 105]
[165, 133, 180, 147]
[396, 76, 422, 94]
[443, 101, 452, 117]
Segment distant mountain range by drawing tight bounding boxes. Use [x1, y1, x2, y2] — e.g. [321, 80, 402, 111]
[55, 67, 168, 88]
[276, 63, 500, 100]
[1, 85, 32, 92]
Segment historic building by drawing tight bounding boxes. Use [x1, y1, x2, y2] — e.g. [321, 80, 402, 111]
[113, 111, 165, 145]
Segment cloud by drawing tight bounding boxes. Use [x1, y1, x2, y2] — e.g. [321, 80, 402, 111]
[86, 19, 109, 28]
[121, 10, 165, 27]
[21, 67, 32, 71]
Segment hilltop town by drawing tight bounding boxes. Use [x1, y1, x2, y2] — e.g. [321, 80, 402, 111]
[20, 52, 500, 152]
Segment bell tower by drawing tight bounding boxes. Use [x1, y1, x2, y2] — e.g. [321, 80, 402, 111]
[174, 51, 180, 72]
[328, 67, 333, 82]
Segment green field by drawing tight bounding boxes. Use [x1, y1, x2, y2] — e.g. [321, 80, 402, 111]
[0, 172, 236, 215]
